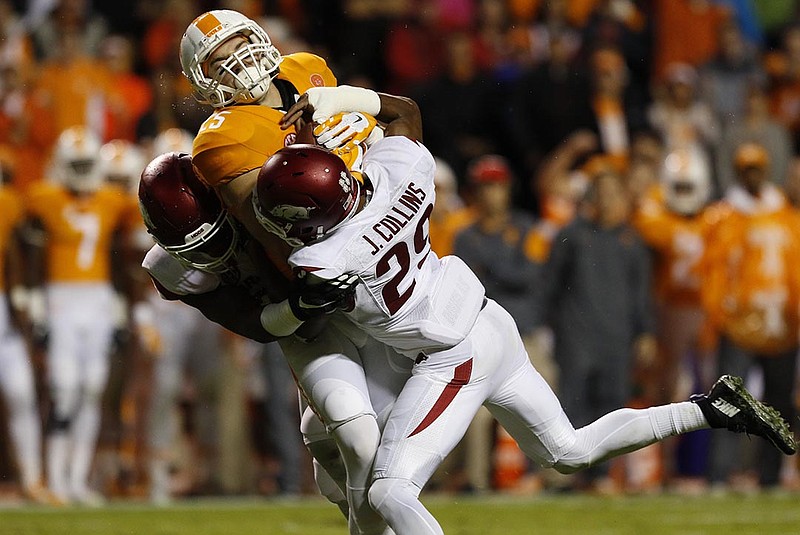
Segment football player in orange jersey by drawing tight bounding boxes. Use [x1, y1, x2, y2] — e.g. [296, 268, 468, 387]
[702, 141, 800, 491]
[25, 126, 138, 505]
[180, 11, 397, 533]
[632, 146, 719, 490]
[0, 163, 55, 503]
[633, 147, 717, 402]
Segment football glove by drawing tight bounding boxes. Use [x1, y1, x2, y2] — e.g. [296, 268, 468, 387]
[314, 112, 377, 150]
[288, 273, 359, 321]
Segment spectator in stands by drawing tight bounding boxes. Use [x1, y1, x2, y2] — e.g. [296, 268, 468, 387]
[716, 84, 792, 192]
[700, 21, 764, 126]
[429, 157, 474, 258]
[34, 29, 118, 139]
[586, 45, 648, 168]
[648, 62, 720, 153]
[452, 154, 540, 493]
[29, 0, 109, 61]
[0, 58, 56, 191]
[651, 0, 730, 82]
[509, 0, 581, 70]
[99, 35, 153, 142]
[766, 23, 800, 151]
[455, 155, 539, 335]
[701, 141, 800, 491]
[410, 31, 505, 181]
[533, 167, 656, 492]
[508, 29, 593, 197]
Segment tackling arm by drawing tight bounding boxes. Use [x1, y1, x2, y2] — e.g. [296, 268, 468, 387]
[175, 283, 277, 344]
[280, 86, 423, 142]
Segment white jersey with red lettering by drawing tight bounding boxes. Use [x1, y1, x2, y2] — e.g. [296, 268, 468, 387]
[289, 136, 486, 357]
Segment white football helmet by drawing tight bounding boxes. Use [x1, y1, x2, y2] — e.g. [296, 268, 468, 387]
[662, 147, 712, 216]
[98, 140, 147, 193]
[52, 126, 103, 193]
[152, 128, 194, 157]
[180, 10, 282, 107]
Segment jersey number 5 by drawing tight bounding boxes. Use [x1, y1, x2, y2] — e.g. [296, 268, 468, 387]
[375, 203, 433, 315]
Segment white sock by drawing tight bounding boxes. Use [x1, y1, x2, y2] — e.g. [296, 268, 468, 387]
[69, 399, 101, 496]
[647, 402, 709, 441]
[47, 432, 71, 500]
[8, 398, 43, 487]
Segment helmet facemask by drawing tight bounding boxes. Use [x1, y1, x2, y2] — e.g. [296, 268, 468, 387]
[160, 211, 240, 274]
[182, 12, 282, 108]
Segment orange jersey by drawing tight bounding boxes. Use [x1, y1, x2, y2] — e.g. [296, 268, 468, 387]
[192, 53, 337, 187]
[701, 192, 800, 354]
[429, 207, 475, 257]
[0, 185, 24, 289]
[25, 183, 134, 283]
[632, 187, 721, 307]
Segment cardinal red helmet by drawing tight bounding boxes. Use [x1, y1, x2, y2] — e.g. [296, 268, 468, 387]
[138, 152, 239, 272]
[252, 144, 361, 246]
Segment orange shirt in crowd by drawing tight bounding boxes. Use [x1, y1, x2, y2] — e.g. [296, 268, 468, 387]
[429, 206, 475, 258]
[35, 56, 116, 138]
[651, 0, 729, 82]
[105, 73, 153, 142]
[701, 186, 800, 355]
[0, 92, 57, 191]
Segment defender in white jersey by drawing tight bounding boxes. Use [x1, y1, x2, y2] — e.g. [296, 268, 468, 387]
[138, 152, 409, 533]
[255, 87, 797, 535]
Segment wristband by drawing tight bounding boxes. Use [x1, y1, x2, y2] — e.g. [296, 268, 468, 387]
[309, 85, 381, 123]
[260, 299, 304, 337]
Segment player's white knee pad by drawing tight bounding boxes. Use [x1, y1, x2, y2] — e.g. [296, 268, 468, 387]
[312, 377, 375, 431]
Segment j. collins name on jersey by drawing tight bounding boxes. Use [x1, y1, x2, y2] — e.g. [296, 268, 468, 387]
[363, 181, 427, 256]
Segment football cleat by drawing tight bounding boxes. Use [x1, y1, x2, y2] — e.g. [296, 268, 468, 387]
[690, 375, 797, 455]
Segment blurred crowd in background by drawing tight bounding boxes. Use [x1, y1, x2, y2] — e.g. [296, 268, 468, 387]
[2, 0, 800, 507]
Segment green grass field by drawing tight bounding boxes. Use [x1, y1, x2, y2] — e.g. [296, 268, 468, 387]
[2, 493, 799, 535]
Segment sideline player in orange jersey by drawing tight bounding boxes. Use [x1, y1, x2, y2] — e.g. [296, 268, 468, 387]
[24, 126, 138, 505]
[0, 169, 54, 503]
[633, 147, 720, 402]
[179, 10, 399, 533]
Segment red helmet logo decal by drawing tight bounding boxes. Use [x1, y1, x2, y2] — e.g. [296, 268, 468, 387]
[284, 132, 297, 146]
[310, 73, 324, 87]
[271, 204, 314, 221]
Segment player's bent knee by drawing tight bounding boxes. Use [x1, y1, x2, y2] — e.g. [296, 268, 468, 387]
[315, 378, 374, 430]
[333, 414, 380, 464]
[368, 477, 419, 513]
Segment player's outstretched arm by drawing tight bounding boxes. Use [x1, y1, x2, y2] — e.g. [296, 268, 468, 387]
[280, 86, 423, 142]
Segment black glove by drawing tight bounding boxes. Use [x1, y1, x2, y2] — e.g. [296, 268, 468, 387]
[289, 274, 358, 321]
